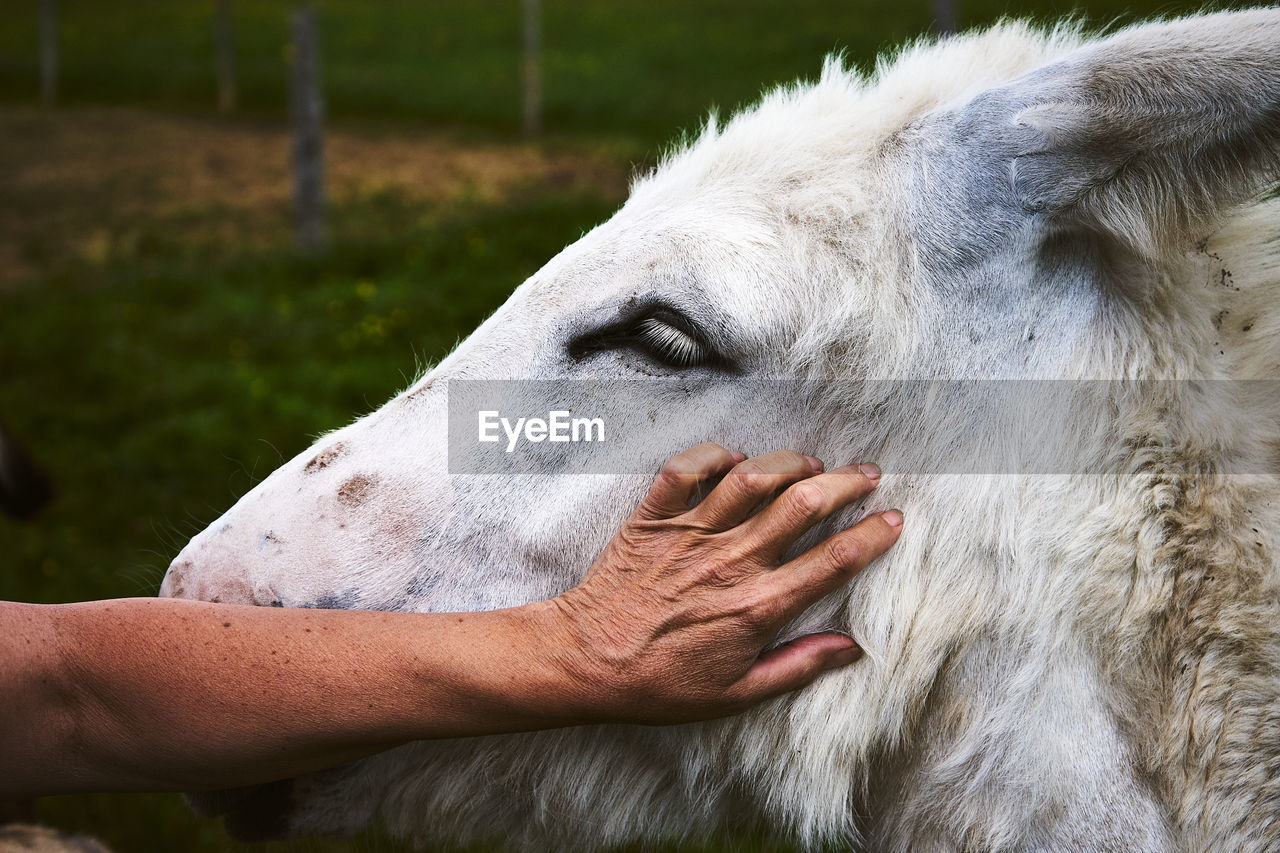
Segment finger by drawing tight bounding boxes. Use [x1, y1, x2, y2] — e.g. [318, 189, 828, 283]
[731, 633, 861, 704]
[744, 463, 882, 560]
[691, 450, 824, 531]
[637, 443, 745, 520]
[758, 510, 903, 624]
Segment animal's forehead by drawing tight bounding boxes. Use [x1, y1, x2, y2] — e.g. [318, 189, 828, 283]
[538, 205, 794, 323]
[526, 23, 1089, 350]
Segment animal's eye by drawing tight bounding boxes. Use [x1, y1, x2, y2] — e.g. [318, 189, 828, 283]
[633, 317, 707, 368]
[566, 304, 729, 371]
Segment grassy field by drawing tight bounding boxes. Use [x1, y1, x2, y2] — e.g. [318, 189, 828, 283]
[1, 109, 627, 851]
[0, 0, 1254, 849]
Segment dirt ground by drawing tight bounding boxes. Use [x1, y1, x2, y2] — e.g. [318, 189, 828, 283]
[0, 107, 631, 283]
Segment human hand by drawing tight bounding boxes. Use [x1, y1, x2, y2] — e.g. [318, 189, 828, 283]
[545, 443, 902, 724]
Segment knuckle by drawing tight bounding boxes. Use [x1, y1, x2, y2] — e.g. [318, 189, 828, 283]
[697, 560, 743, 589]
[825, 535, 864, 572]
[784, 481, 827, 520]
[741, 587, 782, 625]
[651, 467, 697, 503]
[780, 449, 808, 468]
[659, 456, 699, 482]
[719, 468, 770, 504]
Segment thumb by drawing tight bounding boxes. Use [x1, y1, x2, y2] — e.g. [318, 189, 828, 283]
[734, 633, 861, 703]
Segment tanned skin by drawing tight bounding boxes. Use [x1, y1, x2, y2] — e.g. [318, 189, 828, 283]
[1, 444, 901, 796]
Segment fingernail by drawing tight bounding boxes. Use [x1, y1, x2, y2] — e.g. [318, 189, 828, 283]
[882, 509, 904, 527]
[805, 455, 824, 474]
[824, 646, 861, 669]
[730, 450, 746, 463]
[857, 462, 881, 481]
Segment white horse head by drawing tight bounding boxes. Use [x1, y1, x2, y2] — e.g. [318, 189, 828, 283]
[164, 11, 1280, 850]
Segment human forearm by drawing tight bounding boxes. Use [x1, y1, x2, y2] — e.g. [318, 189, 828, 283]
[0, 446, 901, 799]
[2, 597, 575, 796]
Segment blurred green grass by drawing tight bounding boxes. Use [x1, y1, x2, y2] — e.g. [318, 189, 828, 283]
[0, 0, 1255, 849]
[0, 0, 929, 143]
[0, 0, 1246, 145]
[3, 185, 628, 851]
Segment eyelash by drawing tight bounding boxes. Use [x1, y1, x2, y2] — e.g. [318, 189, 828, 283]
[566, 303, 731, 371]
[634, 317, 707, 368]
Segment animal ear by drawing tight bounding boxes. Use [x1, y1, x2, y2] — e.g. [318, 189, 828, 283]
[972, 10, 1280, 256]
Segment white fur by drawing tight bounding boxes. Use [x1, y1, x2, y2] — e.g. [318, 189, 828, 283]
[164, 11, 1280, 850]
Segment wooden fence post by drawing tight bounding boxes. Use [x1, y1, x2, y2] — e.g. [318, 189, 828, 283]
[521, 0, 541, 136]
[39, 0, 58, 106]
[289, 6, 326, 252]
[214, 0, 237, 113]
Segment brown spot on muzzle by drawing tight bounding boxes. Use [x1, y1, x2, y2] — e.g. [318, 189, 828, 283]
[337, 474, 376, 507]
[304, 441, 348, 474]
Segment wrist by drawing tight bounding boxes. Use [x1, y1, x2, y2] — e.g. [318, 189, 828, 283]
[449, 599, 600, 732]
[503, 595, 610, 727]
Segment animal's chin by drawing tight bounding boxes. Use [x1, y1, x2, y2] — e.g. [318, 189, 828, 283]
[185, 778, 296, 841]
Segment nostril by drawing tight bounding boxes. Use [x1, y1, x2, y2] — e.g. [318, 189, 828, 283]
[159, 559, 192, 599]
[160, 550, 260, 606]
